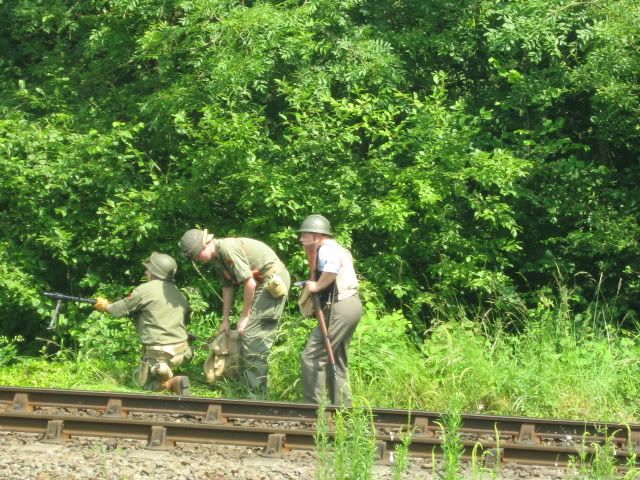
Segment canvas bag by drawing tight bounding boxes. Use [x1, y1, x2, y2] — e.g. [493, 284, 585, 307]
[203, 330, 240, 383]
[298, 288, 315, 318]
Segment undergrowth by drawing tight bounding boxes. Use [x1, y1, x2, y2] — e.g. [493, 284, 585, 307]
[2, 280, 640, 423]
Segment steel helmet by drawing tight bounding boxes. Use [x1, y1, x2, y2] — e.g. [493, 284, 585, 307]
[180, 228, 214, 258]
[143, 252, 178, 281]
[298, 214, 332, 236]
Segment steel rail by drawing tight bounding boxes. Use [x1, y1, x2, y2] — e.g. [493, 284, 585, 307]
[1, 386, 638, 446]
[0, 410, 634, 467]
[1, 385, 639, 467]
[0, 411, 316, 452]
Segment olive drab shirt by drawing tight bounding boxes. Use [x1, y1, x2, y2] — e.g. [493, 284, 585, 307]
[212, 238, 281, 286]
[109, 279, 190, 346]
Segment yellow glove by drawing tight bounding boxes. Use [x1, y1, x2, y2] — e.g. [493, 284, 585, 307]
[94, 297, 110, 312]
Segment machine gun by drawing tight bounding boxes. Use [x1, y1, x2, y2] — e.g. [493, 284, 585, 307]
[43, 292, 97, 330]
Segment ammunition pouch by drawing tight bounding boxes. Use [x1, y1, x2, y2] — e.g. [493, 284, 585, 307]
[251, 260, 287, 298]
[265, 274, 287, 298]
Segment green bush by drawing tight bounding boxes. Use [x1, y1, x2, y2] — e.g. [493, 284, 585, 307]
[0, 335, 24, 367]
[3, 0, 640, 345]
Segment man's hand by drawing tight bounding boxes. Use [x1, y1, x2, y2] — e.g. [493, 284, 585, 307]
[219, 319, 231, 335]
[305, 281, 319, 293]
[237, 315, 250, 334]
[94, 297, 110, 312]
[305, 273, 337, 293]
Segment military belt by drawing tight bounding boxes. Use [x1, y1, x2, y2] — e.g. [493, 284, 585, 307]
[145, 341, 189, 351]
[252, 260, 284, 285]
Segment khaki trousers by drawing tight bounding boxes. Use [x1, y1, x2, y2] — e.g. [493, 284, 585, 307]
[242, 266, 290, 392]
[134, 341, 192, 386]
[301, 293, 362, 406]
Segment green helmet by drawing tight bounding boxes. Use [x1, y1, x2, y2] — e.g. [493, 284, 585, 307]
[180, 228, 213, 258]
[298, 214, 332, 236]
[143, 252, 178, 281]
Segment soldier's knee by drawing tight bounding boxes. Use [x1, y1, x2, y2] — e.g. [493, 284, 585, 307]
[301, 349, 313, 368]
[170, 354, 185, 366]
[168, 345, 192, 368]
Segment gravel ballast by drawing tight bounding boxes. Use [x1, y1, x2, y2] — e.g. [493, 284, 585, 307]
[0, 431, 579, 479]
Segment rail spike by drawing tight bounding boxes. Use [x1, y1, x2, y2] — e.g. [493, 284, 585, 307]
[105, 399, 126, 418]
[261, 433, 286, 458]
[516, 423, 540, 445]
[11, 393, 32, 413]
[146, 425, 174, 450]
[40, 420, 67, 444]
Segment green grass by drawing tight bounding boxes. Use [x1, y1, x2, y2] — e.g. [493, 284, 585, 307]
[3, 281, 640, 424]
[5, 293, 640, 480]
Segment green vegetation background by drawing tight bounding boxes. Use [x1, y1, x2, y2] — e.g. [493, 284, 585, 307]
[1, 0, 640, 422]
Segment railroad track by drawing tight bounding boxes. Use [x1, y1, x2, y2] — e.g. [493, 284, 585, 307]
[0, 386, 638, 467]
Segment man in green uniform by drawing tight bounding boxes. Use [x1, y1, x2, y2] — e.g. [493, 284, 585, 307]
[180, 228, 290, 394]
[94, 252, 192, 396]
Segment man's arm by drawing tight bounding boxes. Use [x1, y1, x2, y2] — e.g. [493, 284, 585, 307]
[237, 277, 257, 334]
[306, 272, 337, 293]
[97, 289, 143, 318]
[220, 285, 234, 333]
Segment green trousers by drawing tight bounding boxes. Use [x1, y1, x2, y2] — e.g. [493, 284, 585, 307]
[241, 266, 290, 392]
[301, 293, 362, 406]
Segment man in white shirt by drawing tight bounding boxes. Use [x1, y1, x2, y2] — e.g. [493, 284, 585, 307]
[298, 214, 362, 406]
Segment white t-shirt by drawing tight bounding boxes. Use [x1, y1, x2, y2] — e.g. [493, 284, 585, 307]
[318, 239, 358, 300]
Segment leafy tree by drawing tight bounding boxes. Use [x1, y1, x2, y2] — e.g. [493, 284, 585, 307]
[1, 0, 639, 345]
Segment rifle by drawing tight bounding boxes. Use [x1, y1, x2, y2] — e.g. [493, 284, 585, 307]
[302, 245, 339, 404]
[43, 292, 97, 330]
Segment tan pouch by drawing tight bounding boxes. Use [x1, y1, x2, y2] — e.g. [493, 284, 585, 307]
[265, 274, 287, 298]
[298, 288, 315, 318]
[203, 330, 240, 383]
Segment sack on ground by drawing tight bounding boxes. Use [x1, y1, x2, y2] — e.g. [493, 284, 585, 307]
[298, 288, 315, 318]
[203, 330, 240, 383]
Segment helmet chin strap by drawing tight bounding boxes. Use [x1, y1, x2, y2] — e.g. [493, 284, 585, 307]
[202, 229, 214, 246]
[190, 259, 224, 303]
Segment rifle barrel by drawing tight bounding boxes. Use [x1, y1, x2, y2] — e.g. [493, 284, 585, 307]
[304, 245, 339, 404]
[43, 292, 97, 305]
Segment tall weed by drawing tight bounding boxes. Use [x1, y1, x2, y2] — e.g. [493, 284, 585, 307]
[569, 428, 640, 480]
[314, 400, 332, 480]
[314, 402, 377, 480]
[437, 402, 465, 480]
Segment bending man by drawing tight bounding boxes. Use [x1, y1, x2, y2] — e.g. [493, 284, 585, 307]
[94, 252, 192, 396]
[298, 214, 362, 406]
[180, 228, 290, 394]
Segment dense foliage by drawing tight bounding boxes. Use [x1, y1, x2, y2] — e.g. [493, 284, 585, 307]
[1, 0, 639, 344]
